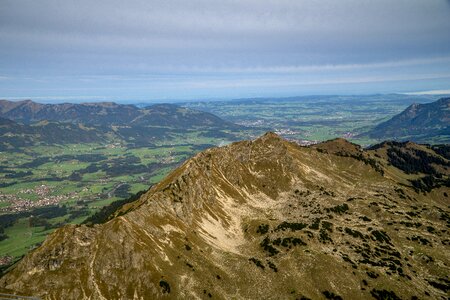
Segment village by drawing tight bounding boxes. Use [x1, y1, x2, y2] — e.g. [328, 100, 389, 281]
[0, 185, 76, 213]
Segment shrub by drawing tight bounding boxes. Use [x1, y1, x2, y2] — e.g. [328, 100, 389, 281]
[267, 260, 278, 272]
[370, 289, 401, 300]
[345, 227, 365, 239]
[322, 291, 343, 300]
[326, 203, 349, 214]
[159, 280, 170, 294]
[371, 230, 391, 244]
[309, 218, 321, 230]
[249, 257, 265, 269]
[260, 237, 280, 256]
[275, 221, 308, 232]
[256, 224, 269, 234]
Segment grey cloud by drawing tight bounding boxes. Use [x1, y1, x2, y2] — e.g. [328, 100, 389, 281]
[0, 0, 450, 99]
[2, 1, 449, 51]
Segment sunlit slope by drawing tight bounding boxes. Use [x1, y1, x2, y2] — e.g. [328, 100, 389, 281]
[1, 133, 448, 299]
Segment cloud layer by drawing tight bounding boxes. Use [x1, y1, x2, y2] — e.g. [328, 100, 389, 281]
[1, 0, 450, 100]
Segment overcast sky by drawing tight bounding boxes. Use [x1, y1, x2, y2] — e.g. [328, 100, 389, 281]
[1, 0, 450, 102]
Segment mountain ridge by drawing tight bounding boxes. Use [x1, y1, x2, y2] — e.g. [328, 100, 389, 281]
[1, 133, 448, 299]
[364, 97, 450, 143]
[0, 99, 237, 129]
[0, 100, 243, 149]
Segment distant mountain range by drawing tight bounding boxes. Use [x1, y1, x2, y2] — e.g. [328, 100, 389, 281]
[0, 100, 236, 128]
[0, 100, 243, 150]
[1, 133, 448, 299]
[364, 97, 449, 143]
[1, 96, 449, 151]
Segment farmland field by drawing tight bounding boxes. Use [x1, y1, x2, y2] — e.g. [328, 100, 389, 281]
[183, 94, 438, 145]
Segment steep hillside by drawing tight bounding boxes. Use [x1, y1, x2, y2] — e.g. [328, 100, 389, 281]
[0, 100, 237, 129]
[134, 104, 238, 128]
[0, 100, 141, 125]
[0, 100, 244, 148]
[364, 97, 450, 143]
[0, 117, 108, 151]
[1, 133, 449, 299]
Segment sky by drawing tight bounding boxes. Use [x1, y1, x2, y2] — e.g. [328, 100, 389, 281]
[1, 0, 450, 102]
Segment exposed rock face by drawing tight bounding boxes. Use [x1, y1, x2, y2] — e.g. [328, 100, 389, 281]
[1, 133, 449, 299]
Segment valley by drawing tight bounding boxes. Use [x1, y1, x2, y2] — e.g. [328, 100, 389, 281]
[0, 94, 448, 270]
[183, 94, 442, 145]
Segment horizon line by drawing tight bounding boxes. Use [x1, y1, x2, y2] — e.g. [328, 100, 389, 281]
[1, 90, 450, 104]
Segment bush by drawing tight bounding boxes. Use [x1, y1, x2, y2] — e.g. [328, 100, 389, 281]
[256, 224, 269, 234]
[275, 221, 308, 232]
[249, 257, 265, 269]
[159, 280, 170, 294]
[371, 230, 391, 244]
[326, 203, 349, 214]
[370, 289, 401, 300]
[260, 237, 279, 256]
[322, 291, 343, 300]
[345, 227, 365, 239]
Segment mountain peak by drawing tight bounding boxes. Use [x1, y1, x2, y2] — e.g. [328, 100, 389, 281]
[407, 102, 419, 109]
[250, 132, 288, 149]
[1, 135, 449, 299]
[256, 131, 283, 142]
[312, 137, 362, 155]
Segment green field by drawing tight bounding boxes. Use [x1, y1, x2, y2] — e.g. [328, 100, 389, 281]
[183, 94, 437, 146]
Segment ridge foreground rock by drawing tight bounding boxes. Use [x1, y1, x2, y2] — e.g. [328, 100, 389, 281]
[1, 133, 449, 299]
